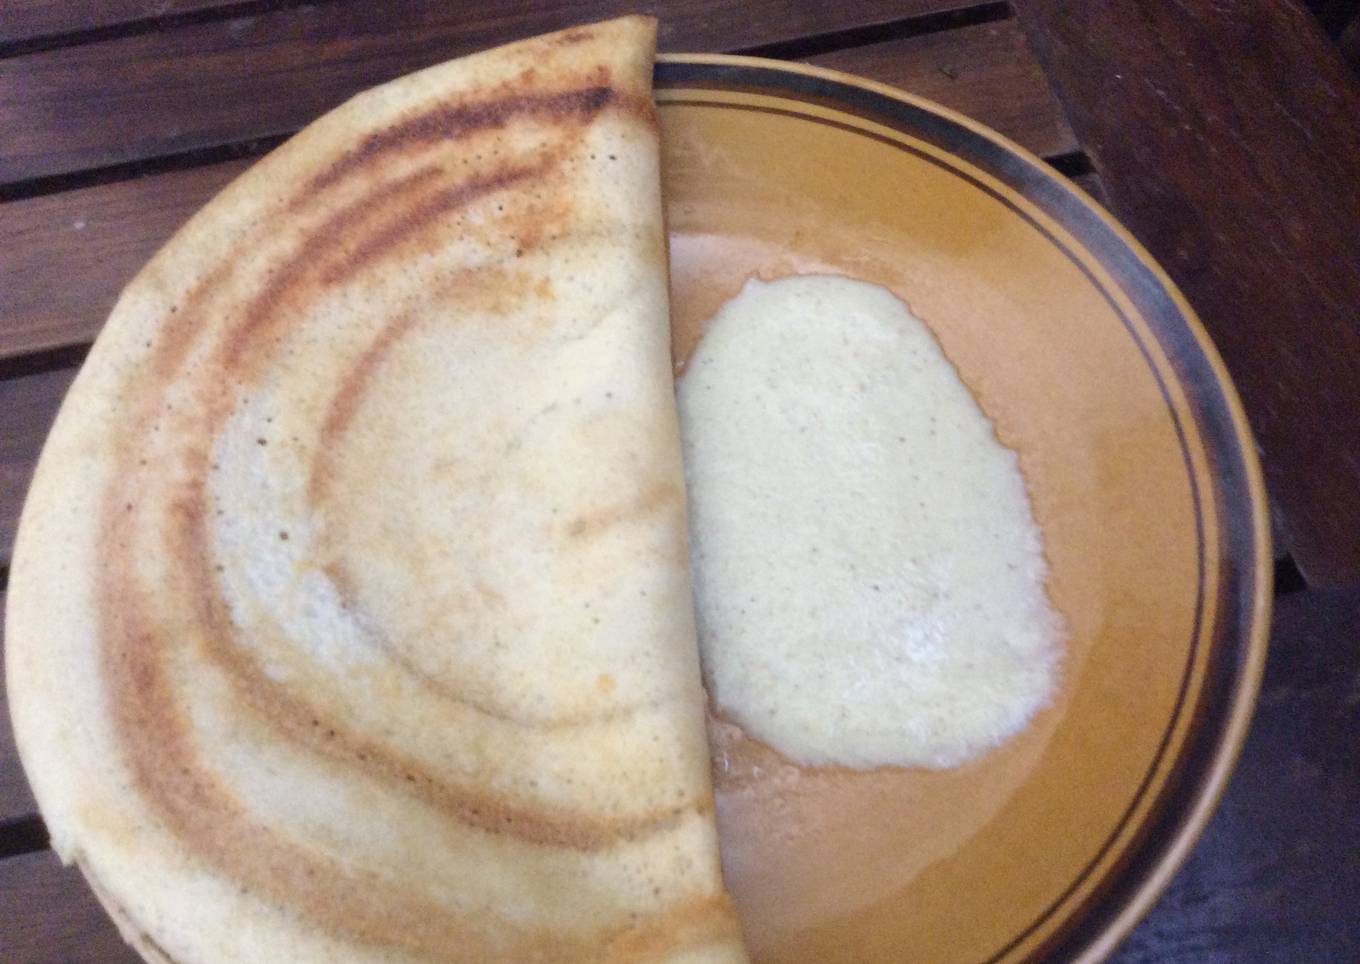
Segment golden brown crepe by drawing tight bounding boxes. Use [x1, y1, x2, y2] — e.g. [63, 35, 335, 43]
[6, 17, 745, 962]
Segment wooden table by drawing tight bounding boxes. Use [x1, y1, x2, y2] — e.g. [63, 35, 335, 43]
[2, 1, 1358, 960]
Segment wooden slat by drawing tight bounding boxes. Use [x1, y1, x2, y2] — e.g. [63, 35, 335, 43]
[1342, 15, 1360, 73]
[0, 366, 77, 566]
[807, 18, 1077, 158]
[0, 850, 139, 963]
[0, 0, 981, 183]
[1014, 0, 1360, 585]
[0, 0, 245, 47]
[0, 23, 1075, 360]
[1116, 587, 1360, 961]
[1, 160, 250, 358]
[0, 589, 40, 824]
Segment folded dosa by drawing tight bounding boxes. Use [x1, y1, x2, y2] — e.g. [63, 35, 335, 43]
[6, 17, 744, 962]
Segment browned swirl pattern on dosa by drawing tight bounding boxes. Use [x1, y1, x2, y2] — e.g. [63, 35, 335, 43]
[86, 27, 740, 961]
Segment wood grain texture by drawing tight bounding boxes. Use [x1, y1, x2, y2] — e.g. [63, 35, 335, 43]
[0, 25, 1075, 360]
[0, 0, 251, 47]
[1013, 0, 1360, 586]
[0, 367, 78, 567]
[807, 18, 1077, 158]
[1116, 587, 1360, 962]
[0, 0, 978, 182]
[0, 850, 140, 964]
[0, 589, 40, 825]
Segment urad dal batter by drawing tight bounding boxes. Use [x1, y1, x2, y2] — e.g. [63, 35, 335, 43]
[678, 274, 1064, 769]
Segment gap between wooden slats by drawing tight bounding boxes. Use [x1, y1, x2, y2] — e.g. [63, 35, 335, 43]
[0, 18, 1077, 360]
[1, 0, 331, 52]
[0, 0, 999, 183]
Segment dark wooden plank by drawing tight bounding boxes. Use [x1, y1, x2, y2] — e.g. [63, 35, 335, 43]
[0, 367, 77, 567]
[1117, 587, 1360, 961]
[1, 160, 250, 358]
[1342, 14, 1360, 72]
[1013, 0, 1360, 586]
[0, 589, 40, 825]
[0, 850, 140, 964]
[0, 0, 981, 183]
[0, 0, 246, 47]
[808, 18, 1077, 159]
[0, 23, 1075, 360]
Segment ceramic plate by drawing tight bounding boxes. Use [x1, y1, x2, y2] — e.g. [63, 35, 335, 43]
[656, 54, 1271, 963]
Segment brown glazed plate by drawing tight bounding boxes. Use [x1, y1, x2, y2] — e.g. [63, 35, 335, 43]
[656, 55, 1271, 962]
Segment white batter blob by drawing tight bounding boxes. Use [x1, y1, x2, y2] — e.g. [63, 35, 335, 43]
[677, 275, 1064, 769]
